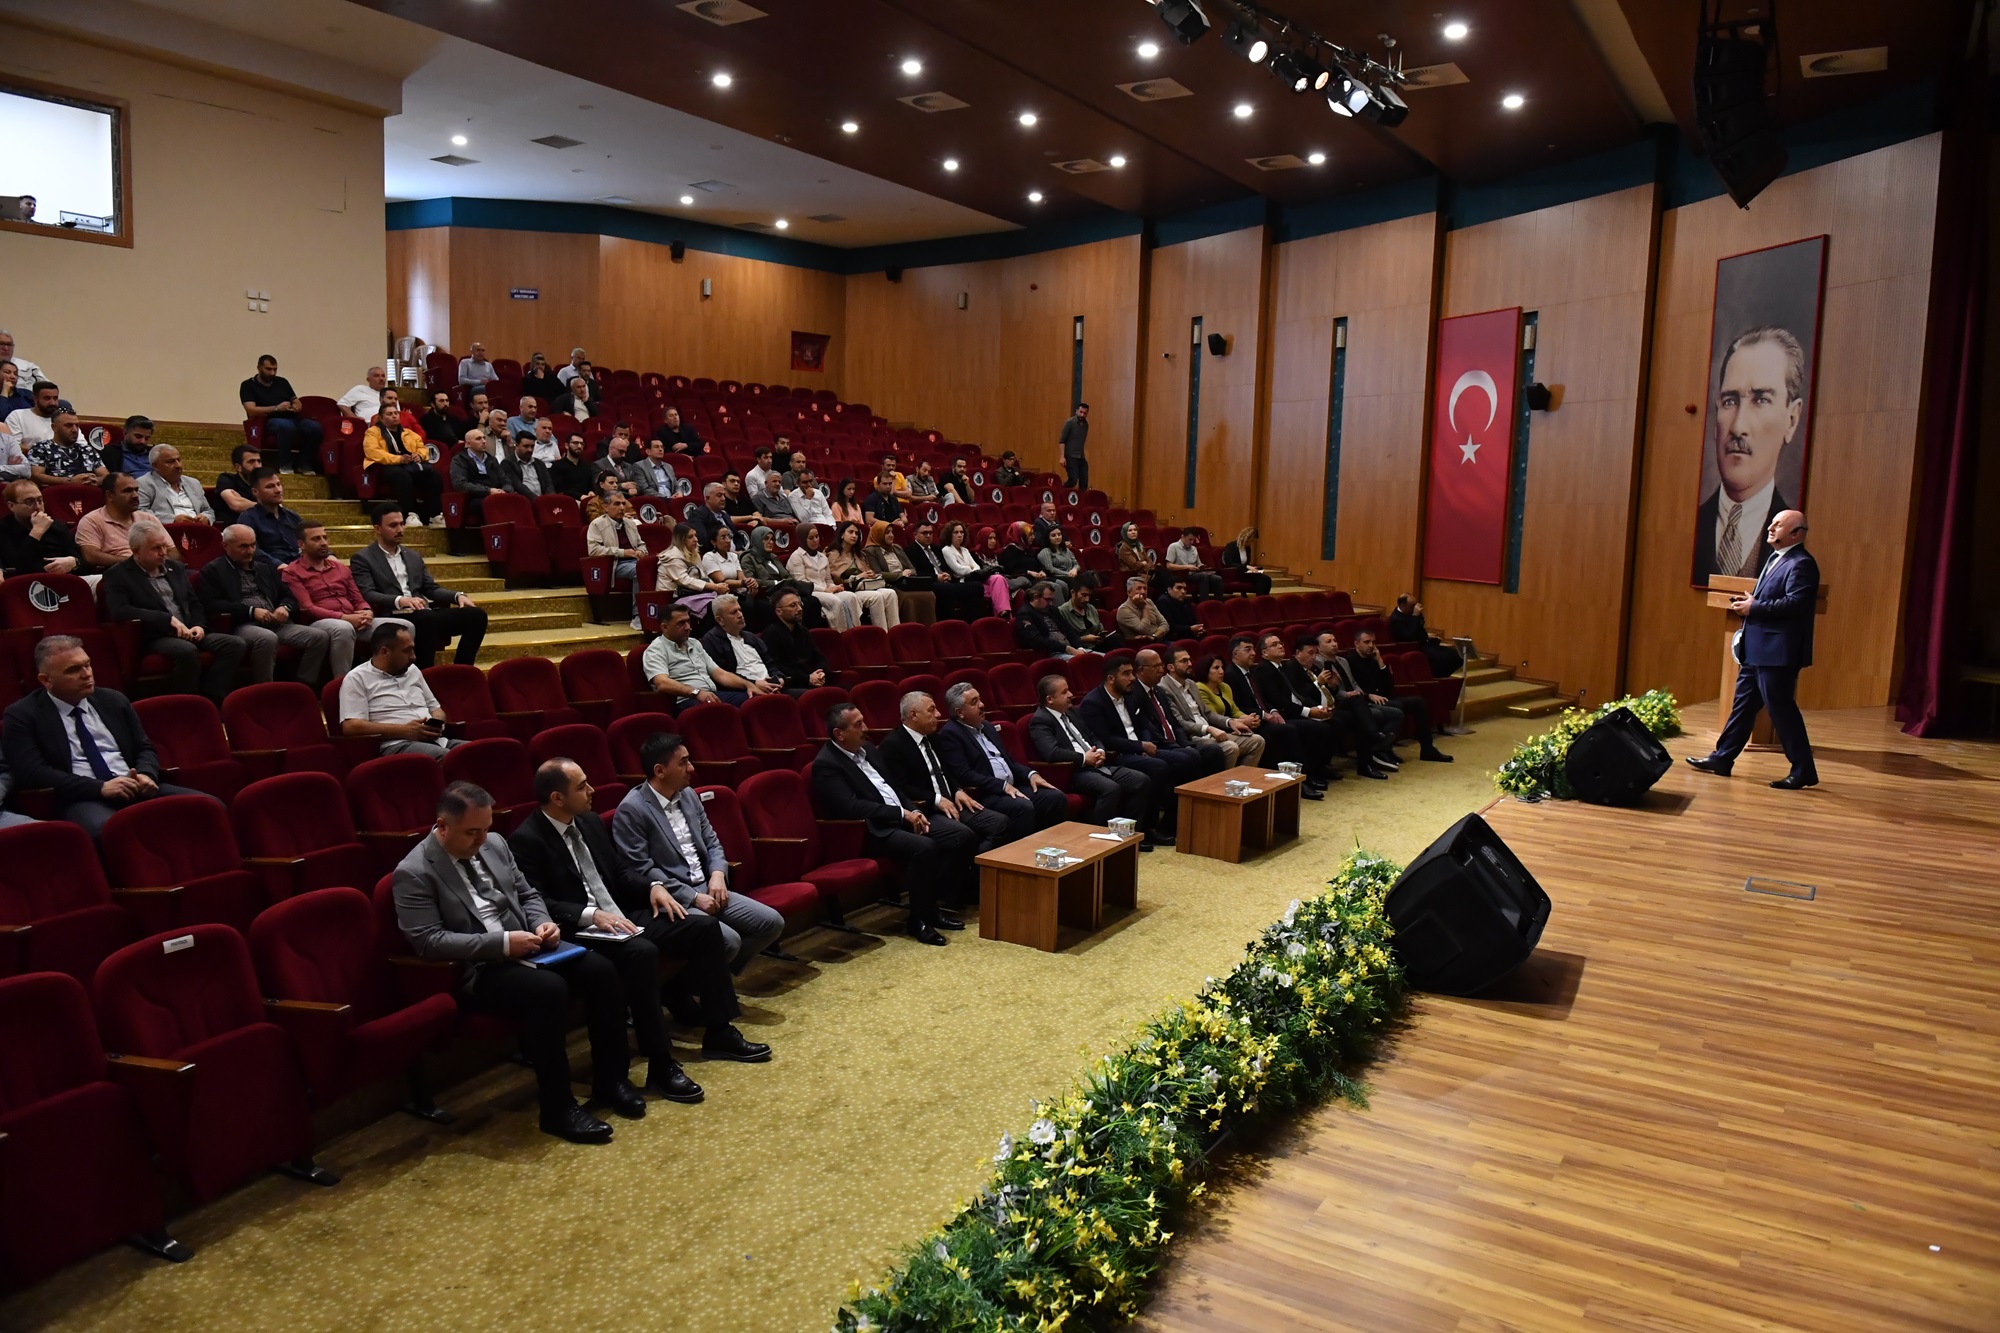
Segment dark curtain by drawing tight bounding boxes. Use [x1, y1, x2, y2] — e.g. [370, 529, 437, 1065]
[1896, 12, 1990, 737]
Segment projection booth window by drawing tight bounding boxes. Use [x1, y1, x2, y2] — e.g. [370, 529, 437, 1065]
[0, 80, 131, 247]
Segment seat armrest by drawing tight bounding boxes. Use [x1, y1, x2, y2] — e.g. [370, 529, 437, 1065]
[263, 998, 354, 1093]
[0, 922, 28, 979]
[386, 955, 461, 1006]
[111, 885, 183, 936]
[105, 1052, 196, 1161]
[231, 747, 286, 781]
[751, 836, 809, 882]
[242, 855, 304, 899]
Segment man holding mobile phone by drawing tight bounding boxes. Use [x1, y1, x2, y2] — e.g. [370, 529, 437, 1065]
[337, 621, 462, 757]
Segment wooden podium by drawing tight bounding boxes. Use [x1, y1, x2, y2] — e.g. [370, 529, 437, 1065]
[1704, 574, 1830, 751]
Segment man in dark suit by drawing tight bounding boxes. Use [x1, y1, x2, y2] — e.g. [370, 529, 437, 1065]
[1078, 658, 1200, 841]
[509, 758, 768, 1092]
[1346, 630, 1453, 764]
[876, 690, 1012, 854]
[936, 681, 1068, 842]
[550, 434, 596, 500]
[0, 479, 82, 576]
[196, 523, 332, 685]
[1688, 508, 1820, 788]
[393, 782, 644, 1144]
[1131, 648, 1228, 775]
[499, 433, 555, 500]
[1388, 595, 1461, 679]
[1254, 631, 1343, 784]
[100, 517, 248, 704]
[1223, 635, 1327, 793]
[1, 635, 215, 836]
[757, 590, 829, 690]
[1024, 674, 1154, 841]
[348, 507, 487, 667]
[1015, 581, 1076, 657]
[446, 427, 504, 526]
[809, 701, 976, 945]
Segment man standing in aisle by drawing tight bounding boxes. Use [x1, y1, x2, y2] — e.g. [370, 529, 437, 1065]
[1059, 402, 1090, 490]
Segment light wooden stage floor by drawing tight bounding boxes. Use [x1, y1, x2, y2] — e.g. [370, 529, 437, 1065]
[1139, 707, 2000, 1333]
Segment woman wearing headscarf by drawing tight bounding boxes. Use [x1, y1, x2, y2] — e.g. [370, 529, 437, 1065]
[657, 520, 730, 619]
[1114, 520, 1158, 588]
[742, 524, 820, 629]
[1002, 520, 1056, 601]
[787, 523, 862, 629]
[863, 519, 937, 624]
[942, 520, 1012, 616]
[1221, 525, 1272, 595]
[828, 520, 900, 627]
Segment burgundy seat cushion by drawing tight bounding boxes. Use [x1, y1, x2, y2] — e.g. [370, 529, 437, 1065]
[0, 1082, 164, 1285]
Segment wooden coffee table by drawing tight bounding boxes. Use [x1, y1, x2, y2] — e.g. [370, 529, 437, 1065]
[975, 820, 1142, 952]
[1175, 765, 1305, 863]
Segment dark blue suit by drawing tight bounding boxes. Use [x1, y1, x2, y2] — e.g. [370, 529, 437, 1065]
[935, 718, 1069, 840]
[1714, 544, 1818, 780]
[1077, 685, 1200, 832]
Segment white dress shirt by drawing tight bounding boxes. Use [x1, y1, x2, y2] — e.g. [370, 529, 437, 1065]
[337, 383, 381, 419]
[1110, 693, 1139, 741]
[651, 785, 708, 884]
[721, 632, 769, 683]
[788, 488, 833, 526]
[337, 660, 440, 727]
[842, 742, 903, 807]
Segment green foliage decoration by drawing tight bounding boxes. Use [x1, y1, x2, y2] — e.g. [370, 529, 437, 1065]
[1492, 689, 1682, 802]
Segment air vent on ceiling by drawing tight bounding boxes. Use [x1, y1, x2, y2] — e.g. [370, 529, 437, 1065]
[1247, 154, 1308, 171]
[1401, 62, 1469, 90]
[1054, 158, 1110, 174]
[1118, 78, 1194, 103]
[897, 91, 970, 113]
[1800, 46, 1888, 77]
[685, 179, 735, 193]
[430, 154, 478, 167]
[675, 0, 766, 24]
[807, 213, 846, 224]
[595, 195, 634, 205]
[532, 134, 584, 149]
[738, 221, 770, 231]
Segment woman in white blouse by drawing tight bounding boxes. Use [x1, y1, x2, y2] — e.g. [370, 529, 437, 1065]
[657, 521, 729, 618]
[786, 523, 862, 629]
[941, 520, 1011, 616]
[699, 525, 749, 596]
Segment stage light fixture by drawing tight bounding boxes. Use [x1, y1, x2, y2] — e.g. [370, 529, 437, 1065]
[841, 120, 859, 134]
[1225, 22, 1270, 63]
[1304, 57, 1332, 92]
[1443, 20, 1469, 41]
[1327, 91, 1355, 117]
[1501, 92, 1525, 109]
[711, 72, 733, 88]
[1359, 81, 1409, 126]
[1109, 154, 1128, 167]
[1137, 40, 1160, 59]
[901, 57, 923, 75]
[1018, 111, 1038, 127]
[1270, 50, 1311, 93]
[1155, 0, 1212, 46]
[942, 158, 960, 171]
[1233, 102, 1254, 119]
[1307, 150, 1326, 165]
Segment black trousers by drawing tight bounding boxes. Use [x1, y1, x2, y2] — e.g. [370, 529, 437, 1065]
[948, 802, 1014, 855]
[1281, 715, 1341, 778]
[926, 578, 987, 622]
[979, 786, 1071, 841]
[407, 605, 488, 667]
[1377, 695, 1434, 747]
[1334, 695, 1398, 760]
[1417, 639, 1462, 678]
[369, 463, 443, 522]
[261, 414, 324, 473]
[1112, 747, 1201, 834]
[1069, 763, 1151, 824]
[464, 950, 629, 1116]
[1064, 455, 1088, 489]
[1714, 664, 1816, 779]
[867, 816, 979, 920]
[147, 632, 247, 705]
[580, 912, 738, 1061]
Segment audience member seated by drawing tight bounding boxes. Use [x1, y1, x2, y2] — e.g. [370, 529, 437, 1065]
[751, 471, 797, 529]
[216, 445, 263, 516]
[696, 526, 748, 606]
[239, 355, 322, 473]
[240, 467, 305, 565]
[30, 406, 106, 487]
[700, 595, 786, 698]
[1347, 629, 1452, 763]
[1031, 501, 1062, 549]
[6, 381, 64, 451]
[829, 522, 899, 628]
[643, 604, 751, 707]
[526, 418, 561, 466]
[504, 395, 544, 445]
[511, 758, 764, 1096]
[942, 522, 1009, 617]
[1164, 533, 1222, 598]
[196, 524, 331, 685]
[878, 690, 1011, 856]
[994, 451, 1027, 489]
[940, 458, 975, 505]
[591, 432, 640, 498]
[519, 354, 563, 405]
[906, 459, 940, 500]
[456, 341, 498, 392]
[864, 520, 935, 625]
[1016, 581, 1076, 657]
[1159, 645, 1265, 767]
[1221, 526, 1273, 596]
[1222, 636, 1318, 792]
[586, 492, 647, 629]
[1080, 657, 1203, 839]
[1253, 632, 1344, 785]
[1116, 578, 1170, 643]
[0, 355, 31, 416]
[76, 472, 142, 570]
[612, 732, 786, 973]
[938, 681, 1068, 840]
[1113, 521, 1157, 588]
[281, 520, 383, 678]
[101, 517, 247, 704]
[1313, 632, 1400, 775]
[501, 433, 554, 499]
[1389, 595, 1464, 678]
[998, 523, 1041, 599]
[630, 439, 679, 499]
[555, 348, 590, 388]
[719, 474, 759, 531]
[339, 622, 459, 758]
[652, 406, 706, 456]
[419, 390, 467, 447]
[0, 418, 29, 484]
[1, 634, 216, 836]
[758, 589, 831, 689]
[740, 447, 775, 497]
[904, 521, 979, 622]
[877, 454, 909, 502]
[101, 415, 155, 478]
[687, 482, 729, 548]
[788, 523, 862, 630]
[337, 367, 389, 422]
[658, 522, 728, 619]
[861, 472, 903, 529]
[1025, 674, 1159, 846]
[828, 478, 866, 528]
[393, 781, 641, 1144]
[362, 405, 445, 528]
[811, 701, 975, 945]
[350, 508, 487, 667]
[551, 363, 599, 419]
[1056, 583, 1114, 650]
[448, 427, 504, 525]
[1195, 653, 1285, 781]
[0, 479, 80, 575]
[741, 526, 816, 628]
[135, 443, 213, 525]
[1038, 528, 1089, 596]
[1131, 649, 1227, 775]
[1159, 578, 1205, 639]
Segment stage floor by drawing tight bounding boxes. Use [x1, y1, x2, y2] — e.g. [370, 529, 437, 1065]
[1138, 707, 2000, 1333]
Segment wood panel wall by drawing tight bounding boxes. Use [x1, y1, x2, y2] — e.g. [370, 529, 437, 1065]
[1627, 134, 1942, 709]
[387, 227, 452, 354]
[1260, 212, 1439, 598]
[1420, 184, 1660, 709]
[1137, 227, 1271, 531]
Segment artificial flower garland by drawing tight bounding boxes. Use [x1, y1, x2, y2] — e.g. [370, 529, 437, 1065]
[833, 848, 1408, 1333]
[1492, 690, 1682, 803]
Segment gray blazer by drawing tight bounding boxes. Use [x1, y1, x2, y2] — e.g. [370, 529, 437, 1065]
[392, 832, 552, 967]
[136, 472, 215, 524]
[629, 457, 680, 498]
[349, 541, 457, 613]
[609, 783, 728, 907]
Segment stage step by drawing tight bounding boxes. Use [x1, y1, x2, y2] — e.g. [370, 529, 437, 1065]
[473, 624, 645, 665]
[1506, 695, 1577, 718]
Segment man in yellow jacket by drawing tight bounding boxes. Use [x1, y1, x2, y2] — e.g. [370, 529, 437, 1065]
[361, 403, 445, 527]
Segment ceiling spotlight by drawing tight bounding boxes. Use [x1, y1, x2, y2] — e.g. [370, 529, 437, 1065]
[1360, 81, 1410, 127]
[711, 72, 733, 88]
[1270, 50, 1310, 93]
[1501, 92, 1526, 110]
[1307, 150, 1326, 165]
[1327, 93, 1354, 118]
[680, 194, 695, 205]
[1301, 57, 1331, 92]
[774, 218, 789, 230]
[1027, 191, 1043, 203]
[1018, 111, 1038, 127]
[1443, 21, 1469, 41]
[942, 158, 960, 172]
[900, 57, 923, 76]
[1154, 0, 1212, 45]
[1137, 40, 1160, 59]
[841, 120, 859, 134]
[1108, 154, 1128, 168]
[450, 134, 468, 146]
[1225, 22, 1269, 64]
[1233, 102, 1254, 119]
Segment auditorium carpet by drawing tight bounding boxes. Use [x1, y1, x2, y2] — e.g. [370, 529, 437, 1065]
[5, 718, 1541, 1333]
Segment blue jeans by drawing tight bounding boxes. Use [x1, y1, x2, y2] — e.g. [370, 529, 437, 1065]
[261, 414, 325, 472]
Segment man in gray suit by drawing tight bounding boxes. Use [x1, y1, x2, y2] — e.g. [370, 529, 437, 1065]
[611, 730, 784, 973]
[348, 507, 487, 667]
[134, 444, 215, 525]
[393, 781, 647, 1144]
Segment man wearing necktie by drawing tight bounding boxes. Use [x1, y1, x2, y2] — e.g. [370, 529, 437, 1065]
[934, 682, 1069, 842]
[1023, 674, 1155, 841]
[1688, 509, 1820, 789]
[877, 691, 1013, 854]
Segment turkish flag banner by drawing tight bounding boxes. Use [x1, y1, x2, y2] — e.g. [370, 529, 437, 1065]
[1422, 307, 1522, 585]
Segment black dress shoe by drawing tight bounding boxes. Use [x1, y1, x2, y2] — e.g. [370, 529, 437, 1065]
[1300, 786, 1325, 800]
[645, 1061, 705, 1103]
[1375, 755, 1401, 770]
[1684, 755, 1732, 777]
[1419, 748, 1454, 763]
[908, 923, 949, 946]
[702, 1025, 772, 1062]
[1356, 767, 1387, 780]
[592, 1079, 647, 1120]
[540, 1104, 614, 1144]
[934, 910, 965, 931]
[1137, 840, 1156, 852]
[1770, 773, 1819, 790]
[1151, 831, 1176, 846]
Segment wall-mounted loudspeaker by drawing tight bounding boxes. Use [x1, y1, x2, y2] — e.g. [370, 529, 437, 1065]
[669, 241, 685, 262]
[1385, 812, 1551, 995]
[1694, 12, 1786, 208]
[886, 267, 903, 283]
[1206, 332, 1228, 357]
[1563, 706, 1671, 806]
[1525, 382, 1553, 411]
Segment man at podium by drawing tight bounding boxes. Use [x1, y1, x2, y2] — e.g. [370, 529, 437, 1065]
[1687, 509, 1820, 790]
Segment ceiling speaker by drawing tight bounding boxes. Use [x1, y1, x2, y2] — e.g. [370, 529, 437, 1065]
[1693, 16, 1787, 208]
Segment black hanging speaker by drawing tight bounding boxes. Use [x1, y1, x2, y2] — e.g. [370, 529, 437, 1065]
[1206, 332, 1228, 357]
[1386, 812, 1551, 995]
[1693, 12, 1786, 208]
[669, 240, 685, 262]
[885, 267, 903, 284]
[1564, 706, 1671, 806]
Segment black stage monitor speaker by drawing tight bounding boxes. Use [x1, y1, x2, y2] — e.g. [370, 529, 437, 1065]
[1206, 332, 1228, 357]
[1564, 706, 1671, 806]
[1693, 15, 1786, 208]
[1386, 812, 1551, 995]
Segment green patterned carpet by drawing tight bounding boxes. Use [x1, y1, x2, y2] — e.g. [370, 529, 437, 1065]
[5, 717, 1540, 1333]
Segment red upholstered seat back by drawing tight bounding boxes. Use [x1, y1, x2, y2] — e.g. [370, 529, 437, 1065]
[233, 771, 360, 856]
[851, 679, 901, 732]
[606, 712, 679, 780]
[101, 794, 243, 886]
[560, 648, 639, 710]
[248, 888, 396, 1023]
[694, 785, 760, 884]
[736, 768, 821, 863]
[0, 971, 107, 1113]
[93, 925, 266, 1059]
[222, 681, 343, 772]
[345, 755, 445, 833]
[423, 664, 499, 723]
[740, 692, 807, 749]
[133, 695, 232, 767]
[796, 686, 849, 739]
[0, 822, 114, 925]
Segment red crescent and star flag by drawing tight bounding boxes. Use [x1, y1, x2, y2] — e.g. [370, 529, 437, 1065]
[1422, 307, 1522, 585]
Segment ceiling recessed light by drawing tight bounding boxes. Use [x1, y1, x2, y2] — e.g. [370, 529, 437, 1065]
[1027, 190, 1043, 203]
[1018, 111, 1038, 127]
[1501, 92, 1525, 109]
[1307, 150, 1326, 165]
[901, 57, 923, 76]
[1233, 102, 1254, 119]
[774, 218, 789, 230]
[1108, 154, 1127, 168]
[1137, 40, 1160, 59]
[1443, 20, 1469, 41]
[840, 120, 859, 134]
[679, 194, 695, 205]
[712, 72, 733, 88]
[943, 158, 960, 171]
[450, 134, 468, 146]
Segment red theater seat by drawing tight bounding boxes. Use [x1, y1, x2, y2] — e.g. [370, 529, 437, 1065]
[345, 755, 444, 875]
[984, 662, 1034, 719]
[560, 647, 670, 728]
[971, 617, 1020, 665]
[420, 665, 512, 741]
[606, 712, 680, 785]
[232, 771, 379, 899]
[695, 786, 820, 936]
[739, 693, 816, 772]
[796, 686, 849, 739]
[134, 694, 249, 803]
[480, 492, 551, 584]
[486, 657, 585, 734]
[676, 702, 762, 788]
[0, 822, 137, 985]
[888, 622, 937, 674]
[528, 725, 628, 812]
[439, 738, 537, 834]
[841, 625, 897, 682]
[850, 679, 902, 740]
[737, 768, 882, 927]
[101, 795, 268, 936]
[930, 618, 979, 670]
[222, 681, 367, 778]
